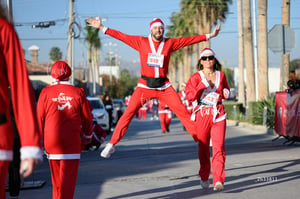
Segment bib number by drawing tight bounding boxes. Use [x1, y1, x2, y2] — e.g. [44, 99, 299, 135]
[147, 53, 164, 68]
[200, 91, 219, 106]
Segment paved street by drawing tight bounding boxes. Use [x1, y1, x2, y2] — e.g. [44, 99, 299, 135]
[11, 116, 300, 199]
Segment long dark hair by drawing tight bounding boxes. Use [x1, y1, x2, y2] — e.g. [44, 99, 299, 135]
[196, 57, 222, 71]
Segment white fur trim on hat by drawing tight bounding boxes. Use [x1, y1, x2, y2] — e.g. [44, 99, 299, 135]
[150, 18, 164, 30]
[200, 48, 215, 58]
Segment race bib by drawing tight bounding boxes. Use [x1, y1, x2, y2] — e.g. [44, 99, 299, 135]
[147, 53, 164, 68]
[200, 91, 219, 106]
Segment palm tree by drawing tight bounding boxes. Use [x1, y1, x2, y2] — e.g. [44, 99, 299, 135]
[237, 0, 246, 105]
[258, 0, 269, 100]
[85, 24, 101, 95]
[243, 0, 256, 103]
[167, 12, 187, 86]
[167, 0, 232, 86]
[49, 47, 63, 63]
[181, 0, 232, 63]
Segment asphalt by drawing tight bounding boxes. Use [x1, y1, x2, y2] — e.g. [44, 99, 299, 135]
[9, 116, 300, 199]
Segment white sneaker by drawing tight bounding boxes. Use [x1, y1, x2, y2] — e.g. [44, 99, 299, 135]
[100, 143, 115, 158]
[200, 179, 209, 189]
[213, 181, 224, 191]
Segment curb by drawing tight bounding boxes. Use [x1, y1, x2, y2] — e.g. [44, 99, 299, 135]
[227, 120, 276, 135]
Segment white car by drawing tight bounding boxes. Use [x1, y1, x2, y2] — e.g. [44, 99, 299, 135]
[87, 97, 110, 131]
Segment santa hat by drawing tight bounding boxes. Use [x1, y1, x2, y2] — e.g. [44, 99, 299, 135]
[150, 18, 164, 30]
[199, 48, 215, 58]
[51, 61, 72, 81]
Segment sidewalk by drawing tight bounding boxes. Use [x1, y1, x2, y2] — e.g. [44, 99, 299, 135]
[12, 118, 300, 199]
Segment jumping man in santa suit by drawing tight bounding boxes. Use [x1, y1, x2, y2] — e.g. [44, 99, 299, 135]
[86, 16, 221, 158]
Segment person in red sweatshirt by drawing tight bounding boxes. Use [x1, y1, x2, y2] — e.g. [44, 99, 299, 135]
[185, 48, 230, 192]
[0, 7, 43, 199]
[86, 16, 220, 158]
[37, 61, 93, 199]
[158, 100, 172, 134]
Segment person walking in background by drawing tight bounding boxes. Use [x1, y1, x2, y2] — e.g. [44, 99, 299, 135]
[86, 16, 220, 158]
[37, 61, 93, 199]
[185, 48, 230, 191]
[103, 94, 114, 133]
[150, 99, 159, 120]
[178, 82, 192, 131]
[138, 103, 148, 120]
[0, 5, 43, 199]
[158, 100, 172, 134]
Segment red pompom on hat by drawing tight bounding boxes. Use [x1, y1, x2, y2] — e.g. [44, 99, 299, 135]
[150, 18, 164, 30]
[199, 48, 215, 58]
[51, 61, 72, 81]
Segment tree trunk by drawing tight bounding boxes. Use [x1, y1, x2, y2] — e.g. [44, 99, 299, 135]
[258, 0, 269, 100]
[183, 49, 188, 82]
[184, 47, 193, 82]
[237, 0, 246, 106]
[243, 0, 256, 103]
[281, 0, 290, 90]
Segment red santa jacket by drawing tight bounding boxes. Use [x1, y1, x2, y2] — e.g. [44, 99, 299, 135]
[37, 82, 93, 159]
[103, 28, 208, 89]
[185, 70, 230, 122]
[0, 18, 42, 161]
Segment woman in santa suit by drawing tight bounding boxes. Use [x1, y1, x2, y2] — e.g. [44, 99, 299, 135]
[185, 48, 230, 192]
[158, 100, 172, 134]
[37, 61, 93, 199]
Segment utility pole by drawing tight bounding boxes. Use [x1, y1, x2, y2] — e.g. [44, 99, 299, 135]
[68, 0, 75, 85]
[281, 0, 290, 90]
[6, 0, 13, 23]
[252, 0, 258, 100]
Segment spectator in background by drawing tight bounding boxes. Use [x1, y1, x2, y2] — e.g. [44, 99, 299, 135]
[0, 5, 43, 199]
[37, 61, 93, 199]
[185, 48, 230, 192]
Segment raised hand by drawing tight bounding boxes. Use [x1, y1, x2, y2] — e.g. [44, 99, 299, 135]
[86, 16, 102, 29]
[210, 24, 221, 38]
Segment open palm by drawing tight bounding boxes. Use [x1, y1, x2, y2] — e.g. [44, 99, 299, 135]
[86, 16, 101, 29]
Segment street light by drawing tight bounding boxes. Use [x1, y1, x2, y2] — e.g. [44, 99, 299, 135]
[104, 42, 117, 94]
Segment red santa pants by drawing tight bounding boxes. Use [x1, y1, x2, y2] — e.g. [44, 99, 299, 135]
[0, 161, 9, 199]
[138, 109, 147, 120]
[159, 112, 172, 132]
[49, 159, 79, 199]
[110, 86, 196, 144]
[195, 106, 226, 186]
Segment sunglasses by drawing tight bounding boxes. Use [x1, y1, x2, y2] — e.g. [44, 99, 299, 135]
[201, 56, 215, 61]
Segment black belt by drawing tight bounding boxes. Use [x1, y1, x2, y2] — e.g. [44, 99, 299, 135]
[0, 113, 7, 124]
[141, 75, 167, 88]
[198, 101, 222, 106]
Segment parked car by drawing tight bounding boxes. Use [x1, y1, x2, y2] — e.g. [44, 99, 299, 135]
[87, 97, 110, 131]
[112, 98, 126, 124]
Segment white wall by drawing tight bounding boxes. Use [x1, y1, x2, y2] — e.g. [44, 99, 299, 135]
[99, 66, 120, 79]
[234, 67, 280, 95]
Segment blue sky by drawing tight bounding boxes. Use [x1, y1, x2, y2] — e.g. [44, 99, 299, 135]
[9, 0, 300, 70]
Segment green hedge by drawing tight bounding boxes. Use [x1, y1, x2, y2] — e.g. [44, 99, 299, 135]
[247, 96, 275, 128]
[223, 96, 275, 129]
[223, 101, 245, 120]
